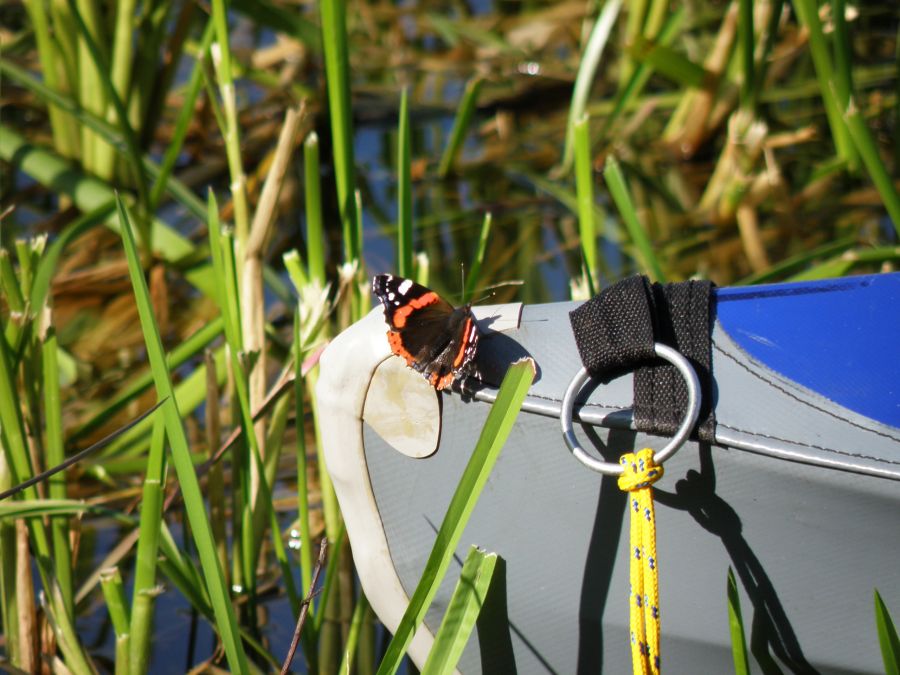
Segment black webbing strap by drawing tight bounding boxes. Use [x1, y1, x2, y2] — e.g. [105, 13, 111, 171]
[569, 275, 716, 442]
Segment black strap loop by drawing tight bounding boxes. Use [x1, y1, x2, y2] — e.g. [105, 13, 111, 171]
[569, 275, 716, 442]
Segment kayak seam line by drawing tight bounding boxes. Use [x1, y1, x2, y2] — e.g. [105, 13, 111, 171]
[717, 422, 900, 466]
[713, 343, 900, 445]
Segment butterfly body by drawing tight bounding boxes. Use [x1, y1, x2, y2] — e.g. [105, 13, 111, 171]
[372, 274, 481, 390]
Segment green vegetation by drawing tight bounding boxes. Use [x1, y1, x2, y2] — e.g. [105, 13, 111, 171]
[0, 0, 897, 672]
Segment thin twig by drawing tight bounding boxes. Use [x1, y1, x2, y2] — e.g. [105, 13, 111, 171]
[0, 399, 166, 501]
[281, 537, 328, 675]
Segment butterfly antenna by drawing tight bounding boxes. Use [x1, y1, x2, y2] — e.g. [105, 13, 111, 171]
[460, 263, 466, 302]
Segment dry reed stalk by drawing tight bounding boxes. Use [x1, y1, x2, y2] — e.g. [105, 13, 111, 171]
[736, 203, 770, 272]
[242, 102, 306, 507]
[665, 1, 739, 156]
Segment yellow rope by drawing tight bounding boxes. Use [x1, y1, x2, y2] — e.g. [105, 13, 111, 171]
[618, 447, 664, 675]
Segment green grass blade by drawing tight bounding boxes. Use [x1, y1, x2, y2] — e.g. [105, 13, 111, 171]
[0, 333, 39, 506]
[376, 358, 535, 675]
[358, 600, 377, 675]
[438, 76, 484, 178]
[895, 21, 900, 171]
[208, 195, 276, 582]
[0, 401, 165, 503]
[0, 384, 20, 663]
[262, 401, 296, 600]
[786, 257, 855, 282]
[749, 0, 785, 110]
[116, 195, 250, 674]
[397, 87, 414, 278]
[603, 156, 666, 282]
[207, 192, 244, 350]
[598, 8, 684, 140]
[73, 0, 108, 177]
[156, 524, 208, 608]
[842, 95, 900, 238]
[41, 327, 74, 618]
[68, 1, 150, 226]
[791, 0, 855, 166]
[421, 547, 498, 675]
[304, 132, 326, 285]
[99, 567, 131, 675]
[129, 414, 168, 675]
[109, 0, 136, 112]
[875, 590, 900, 675]
[737, 0, 755, 111]
[337, 592, 370, 675]
[0, 251, 24, 313]
[627, 40, 706, 88]
[785, 246, 900, 282]
[125, 0, 180, 139]
[203, 349, 228, 590]
[737, 235, 857, 285]
[148, 17, 215, 213]
[22, 0, 79, 157]
[0, 499, 92, 519]
[727, 568, 750, 675]
[269, 505, 301, 617]
[284, 252, 309, 295]
[15, 237, 41, 295]
[215, 271, 254, 595]
[320, 0, 358, 261]
[0, 252, 25, 349]
[231, 0, 321, 48]
[831, 0, 854, 126]
[574, 115, 597, 284]
[462, 211, 492, 303]
[425, 14, 519, 55]
[293, 313, 314, 599]
[618, 0, 648, 88]
[211, 0, 251, 246]
[559, 0, 623, 173]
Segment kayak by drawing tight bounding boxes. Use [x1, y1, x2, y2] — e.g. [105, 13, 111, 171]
[316, 272, 900, 674]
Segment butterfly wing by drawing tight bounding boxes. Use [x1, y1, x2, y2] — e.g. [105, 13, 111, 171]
[372, 274, 480, 389]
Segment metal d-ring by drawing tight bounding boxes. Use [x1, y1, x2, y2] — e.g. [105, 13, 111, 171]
[560, 343, 701, 475]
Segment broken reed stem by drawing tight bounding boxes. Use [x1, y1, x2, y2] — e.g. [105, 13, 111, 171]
[242, 103, 308, 468]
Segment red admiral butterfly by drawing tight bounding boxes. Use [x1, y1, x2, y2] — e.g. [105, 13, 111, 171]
[372, 274, 480, 390]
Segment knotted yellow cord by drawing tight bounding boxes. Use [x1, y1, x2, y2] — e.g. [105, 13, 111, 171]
[617, 447, 664, 675]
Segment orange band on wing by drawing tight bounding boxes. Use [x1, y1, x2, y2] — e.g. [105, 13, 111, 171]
[387, 331, 417, 366]
[452, 317, 473, 367]
[391, 291, 439, 328]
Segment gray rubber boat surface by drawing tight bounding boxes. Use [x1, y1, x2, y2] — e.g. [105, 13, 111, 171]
[322, 273, 900, 674]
